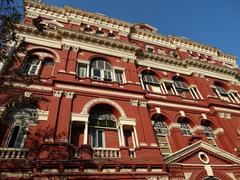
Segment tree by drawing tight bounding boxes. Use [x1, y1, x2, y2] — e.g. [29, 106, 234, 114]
[0, 0, 44, 120]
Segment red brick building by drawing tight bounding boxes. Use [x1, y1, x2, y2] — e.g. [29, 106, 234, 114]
[1, 0, 240, 179]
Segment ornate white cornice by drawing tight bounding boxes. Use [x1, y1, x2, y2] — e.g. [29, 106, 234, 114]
[166, 140, 240, 164]
[137, 52, 238, 82]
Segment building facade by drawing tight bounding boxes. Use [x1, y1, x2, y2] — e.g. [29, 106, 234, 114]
[1, 0, 240, 179]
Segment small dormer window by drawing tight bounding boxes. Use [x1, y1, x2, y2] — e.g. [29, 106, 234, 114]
[170, 51, 178, 58]
[84, 25, 93, 33]
[108, 31, 115, 38]
[146, 45, 154, 53]
[96, 28, 104, 36]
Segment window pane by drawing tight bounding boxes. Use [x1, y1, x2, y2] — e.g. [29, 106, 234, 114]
[104, 70, 112, 80]
[92, 130, 97, 147]
[98, 130, 103, 147]
[143, 74, 158, 84]
[77, 63, 87, 78]
[92, 68, 101, 79]
[115, 71, 123, 84]
[7, 126, 20, 148]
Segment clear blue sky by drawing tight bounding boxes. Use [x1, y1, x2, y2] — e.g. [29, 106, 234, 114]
[17, 0, 240, 63]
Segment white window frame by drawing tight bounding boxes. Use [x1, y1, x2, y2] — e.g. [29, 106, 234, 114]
[22, 56, 42, 75]
[114, 69, 125, 84]
[145, 45, 154, 53]
[180, 122, 192, 136]
[5, 123, 27, 148]
[90, 129, 105, 148]
[152, 120, 169, 136]
[90, 60, 113, 81]
[204, 126, 215, 138]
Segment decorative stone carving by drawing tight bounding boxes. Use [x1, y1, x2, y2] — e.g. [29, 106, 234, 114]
[139, 101, 147, 107]
[218, 112, 231, 119]
[24, 91, 32, 97]
[53, 90, 63, 97]
[130, 99, 138, 106]
[80, 98, 126, 118]
[64, 91, 74, 99]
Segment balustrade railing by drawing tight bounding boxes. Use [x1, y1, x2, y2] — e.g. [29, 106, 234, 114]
[0, 148, 29, 160]
[129, 148, 136, 158]
[74, 147, 81, 158]
[93, 148, 120, 158]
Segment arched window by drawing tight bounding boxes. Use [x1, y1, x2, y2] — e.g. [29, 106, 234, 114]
[142, 72, 160, 93]
[201, 120, 215, 139]
[178, 118, 192, 136]
[173, 76, 188, 93]
[152, 115, 169, 135]
[21, 55, 41, 75]
[90, 59, 113, 81]
[151, 114, 171, 155]
[204, 126, 214, 138]
[89, 105, 116, 148]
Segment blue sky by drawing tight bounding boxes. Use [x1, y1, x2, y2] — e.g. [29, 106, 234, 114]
[17, 0, 240, 63]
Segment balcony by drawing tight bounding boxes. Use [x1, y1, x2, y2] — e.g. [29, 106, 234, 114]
[93, 148, 121, 158]
[0, 148, 29, 160]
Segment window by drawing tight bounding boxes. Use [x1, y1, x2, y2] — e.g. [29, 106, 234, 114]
[3, 107, 37, 148]
[173, 79, 188, 92]
[90, 59, 112, 81]
[89, 105, 117, 148]
[89, 111, 116, 128]
[142, 73, 160, 93]
[180, 121, 192, 136]
[43, 58, 54, 66]
[6, 125, 26, 148]
[151, 114, 171, 155]
[153, 119, 169, 135]
[76, 63, 88, 78]
[21, 55, 41, 75]
[91, 129, 104, 147]
[115, 70, 124, 84]
[146, 45, 154, 53]
[215, 85, 227, 95]
[204, 126, 214, 138]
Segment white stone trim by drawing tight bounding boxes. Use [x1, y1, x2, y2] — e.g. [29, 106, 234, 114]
[137, 60, 237, 82]
[56, 84, 144, 99]
[71, 113, 89, 122]
[18, 33, 61, 49]
[37, 110, 49, 121]
[62, 39, 136, 60]
[168, 123, 181, 131]
[166, 140, 240, 164]
[80, 98, 127, 118]
[214, 107, 240, 114]
[148, 100, 210, 112]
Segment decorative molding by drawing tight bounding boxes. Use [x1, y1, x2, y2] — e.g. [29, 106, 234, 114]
[71, 113, 89, 122]
[214, 106, 240, 114]
[166, 140, 240, 164]
[80, 98, 127, 118]
[130, 99, 139, 106]
[64, 91, 74, 99]
[37, 110, 49, 121]
[55, 84, 144, 99]
[53, 90, 63, 97]
[168, 123, 181, 131]
[24, 91, 32, 97]
[139, 101, 148, 107]
[218, 112, 231, 119]
[148, 100, 210, 112]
